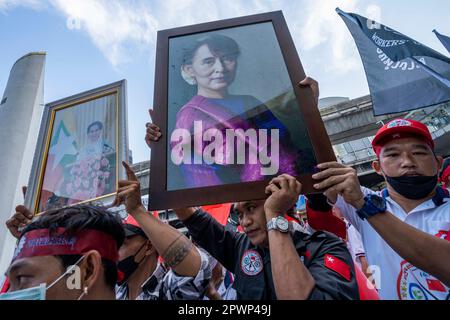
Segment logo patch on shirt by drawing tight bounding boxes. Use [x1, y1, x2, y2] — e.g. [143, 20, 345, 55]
[397, 230, 449, 300]
[397, 260, 449, 300]
[324, 254, 351, 281]
[241, 249, 263, 276]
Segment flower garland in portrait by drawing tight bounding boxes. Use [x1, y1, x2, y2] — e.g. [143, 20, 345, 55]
[65, 153, 112, 203]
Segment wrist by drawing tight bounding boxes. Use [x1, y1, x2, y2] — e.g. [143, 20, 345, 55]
[130, 205, 147, 217]
[174, 207, 198, 221]
[266, 215, 290, 233]
[352, 196, 365, 210]
[356, 194, 387, 220]
[265, 209, 282, 221]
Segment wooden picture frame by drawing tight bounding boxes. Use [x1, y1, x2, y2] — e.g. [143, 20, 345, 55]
[25, 80, 129, 216]
[149, 11, 334, 210]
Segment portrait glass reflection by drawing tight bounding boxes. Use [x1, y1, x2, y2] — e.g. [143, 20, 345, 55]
[166, 22, 317, 191]
[37, 93, 117, 212]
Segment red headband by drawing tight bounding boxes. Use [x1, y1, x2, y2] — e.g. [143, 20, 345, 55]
[12, 228, 118, 262]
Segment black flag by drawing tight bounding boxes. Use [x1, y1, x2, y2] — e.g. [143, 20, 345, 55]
[433, 29, 450, 54]
[337, 8, 450, 115]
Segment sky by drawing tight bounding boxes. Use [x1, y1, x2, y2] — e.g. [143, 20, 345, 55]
[0, 0, 449, 164]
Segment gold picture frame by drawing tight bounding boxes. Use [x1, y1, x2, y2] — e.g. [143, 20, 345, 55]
[25, 80, 128, 216]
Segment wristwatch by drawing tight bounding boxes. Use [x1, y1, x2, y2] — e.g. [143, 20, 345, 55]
[356, 194, 387, 220]
[266, 216, 290, 233]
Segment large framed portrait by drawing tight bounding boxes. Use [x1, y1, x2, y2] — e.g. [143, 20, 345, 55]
[25, 80, 128, 215]
[149, 11, 334, 210]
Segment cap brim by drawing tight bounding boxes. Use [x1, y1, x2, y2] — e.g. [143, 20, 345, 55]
[124, 228, 137, 237]
[124, 224, 147, 239]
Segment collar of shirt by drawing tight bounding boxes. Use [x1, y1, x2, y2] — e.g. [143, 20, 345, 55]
[116, 262, 166, 300]
[140, 262, 167, 292]
[381, 186, 450, 220]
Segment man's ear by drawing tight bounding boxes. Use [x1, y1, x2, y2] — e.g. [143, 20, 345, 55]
[372, 160, 384, 176]
[436, 155, 444, 172]
[80, 250, 102, 291]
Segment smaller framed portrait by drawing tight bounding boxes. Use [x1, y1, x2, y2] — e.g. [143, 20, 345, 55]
[149, 11, 335, 210]
[25, 80, 128, 215]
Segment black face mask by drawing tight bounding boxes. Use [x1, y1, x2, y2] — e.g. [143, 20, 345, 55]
[117, 242, 147, 285]
[386, 175, 438, 200]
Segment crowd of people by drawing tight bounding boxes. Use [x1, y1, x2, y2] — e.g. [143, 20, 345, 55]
[1, 76, 449, 301]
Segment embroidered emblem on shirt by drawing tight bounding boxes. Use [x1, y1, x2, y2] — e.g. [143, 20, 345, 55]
[241, 249, 263, 276]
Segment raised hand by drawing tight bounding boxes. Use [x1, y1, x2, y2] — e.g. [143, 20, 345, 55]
[264, 174, 302, 220]
[299, 76, 319, 106]
[312, 161, 365, 209]
[145, 108, 162, 148]
[113, 161, 145, 215]
[6, 205, 33, 239]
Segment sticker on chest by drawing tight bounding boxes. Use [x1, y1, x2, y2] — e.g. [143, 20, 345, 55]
[241, 249, 263, 276]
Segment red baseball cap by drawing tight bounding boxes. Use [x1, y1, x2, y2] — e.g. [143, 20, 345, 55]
[372, 119, 434, 157]
[123, 214, 147, 238]
[122, 211, 159, 238]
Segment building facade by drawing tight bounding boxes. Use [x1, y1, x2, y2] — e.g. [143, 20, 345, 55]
[0, 53, 46, 274]
[321, 95, 450, 188]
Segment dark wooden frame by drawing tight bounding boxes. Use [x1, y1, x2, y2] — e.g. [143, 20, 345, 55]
[149, 11, 335, 210]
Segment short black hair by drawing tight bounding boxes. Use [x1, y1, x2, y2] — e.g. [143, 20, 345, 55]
[182, 34, 240, 65]
[21, 204, 125, 289]
[87, 121, 103, 134]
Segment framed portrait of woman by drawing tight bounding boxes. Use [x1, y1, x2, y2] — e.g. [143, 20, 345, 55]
[149, 11, 335, 210]
[25, 80, 128, 215]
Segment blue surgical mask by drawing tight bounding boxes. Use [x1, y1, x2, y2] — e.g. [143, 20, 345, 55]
[0, 255, 86, 300]
[0, 283, 46, 300]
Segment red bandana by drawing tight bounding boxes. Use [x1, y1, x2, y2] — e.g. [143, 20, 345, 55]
[13, 228, 118, 262]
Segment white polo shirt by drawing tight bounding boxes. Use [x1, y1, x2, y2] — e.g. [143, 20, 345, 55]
[346, 222, 366, 266]
[335, 187, 450, 300]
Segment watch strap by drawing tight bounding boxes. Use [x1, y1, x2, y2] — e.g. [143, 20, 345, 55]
[356, 195, 386, 220]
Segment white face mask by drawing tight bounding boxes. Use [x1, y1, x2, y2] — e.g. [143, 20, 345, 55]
[0, 255, 86, 300]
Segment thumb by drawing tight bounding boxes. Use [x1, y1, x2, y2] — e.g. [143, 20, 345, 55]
[299, 77, 311, 85]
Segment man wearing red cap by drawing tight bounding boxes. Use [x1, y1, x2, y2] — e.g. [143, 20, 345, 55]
[114, 162, 213, 300]
[115, 213, 158, 299]
[313, 118, 450, 300]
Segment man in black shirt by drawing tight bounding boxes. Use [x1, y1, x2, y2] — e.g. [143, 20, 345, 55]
[175, 174, 360, 300]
